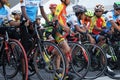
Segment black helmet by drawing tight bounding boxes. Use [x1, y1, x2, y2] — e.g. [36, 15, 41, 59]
[73, 5, 87, 13]
[113, 2, 120, 10]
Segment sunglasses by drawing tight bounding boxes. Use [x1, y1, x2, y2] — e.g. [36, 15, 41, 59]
[95, 11, 102, 13]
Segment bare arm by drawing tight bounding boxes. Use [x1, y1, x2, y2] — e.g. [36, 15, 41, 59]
[110, 20, 120, 31]
[9, 21, 20, 27]
[75, 25, 86, 33]
[21, 6, 30, 21]
[40, 6, 49, 22]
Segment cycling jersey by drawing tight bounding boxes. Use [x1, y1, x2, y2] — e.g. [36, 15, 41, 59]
[0, 5, 12, 25]
[20, 0, 43, 22]
[105, 10, 120, 30]
[44, 13, 64, 43]
[44, 14, 54, 38]
[67, 14, 84, 32]
[90, 16, 106, 35]
[55, 3, 67, 27]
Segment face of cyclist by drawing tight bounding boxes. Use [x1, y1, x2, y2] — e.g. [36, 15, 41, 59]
[85, 15, 92, 21]
[78, 13, 85, 20]
[14, 14, 21, 21]
[4, 0, 8, 3]
[36, 18, 41, 25]
[61, 0, 70, 6]
[50, 7, 56, 14]
[95, 9, 103, 17]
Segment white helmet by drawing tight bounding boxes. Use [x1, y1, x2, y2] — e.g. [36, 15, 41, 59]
[12, 10, 21, 15]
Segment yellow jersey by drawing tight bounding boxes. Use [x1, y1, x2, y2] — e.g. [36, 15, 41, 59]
[55, 3, 67, 27]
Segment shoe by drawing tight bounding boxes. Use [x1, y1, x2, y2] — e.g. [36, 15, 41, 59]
[54, 69, 64, 80]
[105, 68, 115, 77]
[64, 75, 69, 80]
[43, 52, 50, 63]
[54, 73, 63, 80]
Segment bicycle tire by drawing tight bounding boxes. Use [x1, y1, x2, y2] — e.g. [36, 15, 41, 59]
[33, 41, 66, 80]
[84, 43, 107, 79]
[68, 41, 91, 79]
[102, 44, 120, 79]
[2, 39, 28, 80]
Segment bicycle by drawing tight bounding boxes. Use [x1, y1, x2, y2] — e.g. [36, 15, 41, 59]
[20, 21, 66, 80]
[0, 26, 28, 80]
[58, 32, 91, 80]
[100, 31, 120, 79]
[68, 32, 107, 79]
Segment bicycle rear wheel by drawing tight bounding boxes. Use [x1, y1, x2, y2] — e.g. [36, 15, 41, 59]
[33, 41, 66, 80]
[68, 42, 90, 79]
[84, 43, 107, 79]
[2, 39, 28, 80]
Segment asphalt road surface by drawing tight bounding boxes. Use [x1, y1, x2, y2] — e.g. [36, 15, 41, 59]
[0, 70, 116, 80]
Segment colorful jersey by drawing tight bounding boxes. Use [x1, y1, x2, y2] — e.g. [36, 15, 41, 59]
[105, 10, 120, 30]
[45, 14, 54, 32]
[67, 14, 85, 32]
[90, 16, 106, 35]
[55, 3, 67, 27]
[45, 13, 64, 43]
[0, 5, 12, 25]
[20, 0, 43, 22]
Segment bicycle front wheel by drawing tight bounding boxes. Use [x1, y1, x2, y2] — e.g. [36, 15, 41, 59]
[33, 41, 66, 80]
[84, 43, 107, 79]
[68, 41, 91, 79]
[2, 39, 28, 80]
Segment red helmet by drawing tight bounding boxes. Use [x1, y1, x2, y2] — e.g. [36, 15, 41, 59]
[49, 4, 57, 9]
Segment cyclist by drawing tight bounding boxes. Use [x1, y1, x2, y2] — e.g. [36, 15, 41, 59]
[12, 10, 21, 22]
[11, 10, 22, 39]
[105, 2, 120, 32]
[89, 4, 107, 45]
[20, 0, 49, 52]
[84, 10, 94, 30]
[44, 4, 57, 40]
[0, 0, 21, 27]
[90, 4, 117, 77]
[67, 5, 95, 44]
[0, 0, 27, 40]
[35, 16, 43, 28]
[51, 0, 72, 79]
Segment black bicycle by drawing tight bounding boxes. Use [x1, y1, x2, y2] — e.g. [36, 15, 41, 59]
[0, 26, 28, 80]
[20, 21, 66, 80]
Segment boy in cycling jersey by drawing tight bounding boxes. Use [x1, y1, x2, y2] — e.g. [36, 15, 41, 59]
[53, 0, 71, 77]
[67, 5, 95, 44]
[105, 2, 120, 32]
[12, 10, 21, 22]
[84, 10, 94, 30]
[0, 0, 21, 27]
[89, 4, 107, 45]
[45, 4, 57, 40]
[90, 4, 117, 77]
[0, 0, 30, 47]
